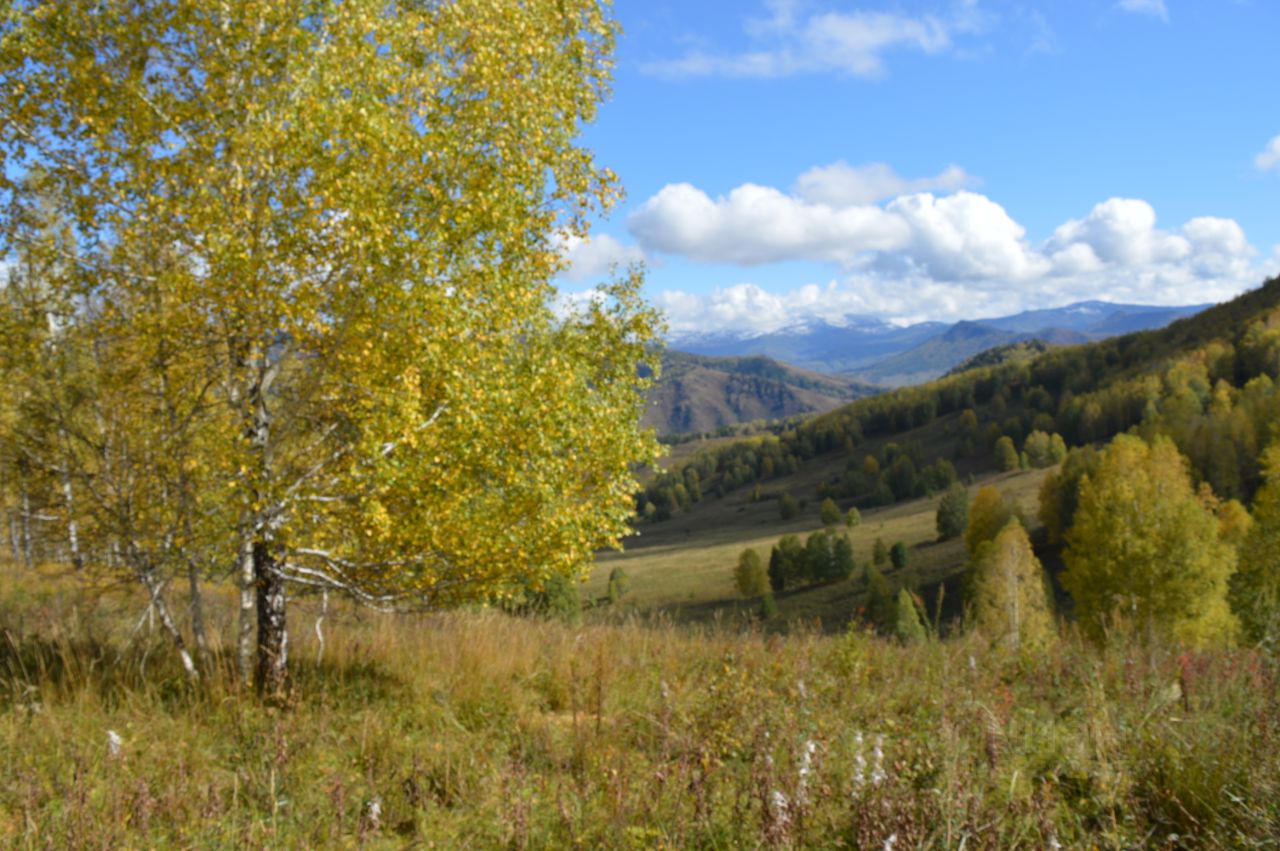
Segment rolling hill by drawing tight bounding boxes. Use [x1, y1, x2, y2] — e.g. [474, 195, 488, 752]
[619, 276, 1280, 631]
[644, 351, 878, 436]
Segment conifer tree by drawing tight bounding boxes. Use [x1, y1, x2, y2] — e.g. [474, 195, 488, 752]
[833, 534, 857, 580]
[1062, 435, 1238, 647]
[995, 436, 1019, 471]
[968, 520, 1055, 652]
[1234, 446, 1280, 645]
[935, 482, 969, 541]
[893, 588, 928, 644]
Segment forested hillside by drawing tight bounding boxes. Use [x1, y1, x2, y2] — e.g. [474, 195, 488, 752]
[644, 351, 878, 436]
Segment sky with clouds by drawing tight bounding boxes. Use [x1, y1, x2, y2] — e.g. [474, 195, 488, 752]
[558, 0, 1280, 336]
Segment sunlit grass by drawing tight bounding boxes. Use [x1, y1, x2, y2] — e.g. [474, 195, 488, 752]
[2, 558, 1277, 848]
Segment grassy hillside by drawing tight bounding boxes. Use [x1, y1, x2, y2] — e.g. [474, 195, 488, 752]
[645, 351, 878, 437]
[2, 561, 1277, 848]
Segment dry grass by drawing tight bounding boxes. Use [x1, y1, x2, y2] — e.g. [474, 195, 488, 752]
[2, 559, 1278, 848]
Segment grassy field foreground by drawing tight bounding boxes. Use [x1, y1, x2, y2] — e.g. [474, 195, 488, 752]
[2, 563, 1279, 849]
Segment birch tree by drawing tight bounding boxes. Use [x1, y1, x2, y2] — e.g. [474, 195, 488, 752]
[0, 0, 657, 697]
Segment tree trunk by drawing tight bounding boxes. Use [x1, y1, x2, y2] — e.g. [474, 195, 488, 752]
[138, 568, 199, 684]
[6, 511, 18, 562]
[236, 524, 257, 687]
[61, 467, 82, 571]
[254, 541, 288, 700]
[20, 481, 32, 568]
[187, 556, 211, 669]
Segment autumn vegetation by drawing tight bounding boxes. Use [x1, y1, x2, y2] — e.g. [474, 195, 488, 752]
[2, 0, 1280, 847]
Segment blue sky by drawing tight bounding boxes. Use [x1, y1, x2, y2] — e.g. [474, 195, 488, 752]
[558, 0, 1280, 336]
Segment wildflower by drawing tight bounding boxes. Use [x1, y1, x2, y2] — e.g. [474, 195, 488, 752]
[883, 832, 898, 850]
[871, 734, 886, 786]
[851, 731, 867, 791]
[363, 796, 383, 832]
[797, 739, 816, 805]
[106, 729, 123, 759]
[772, 789, 791, 828]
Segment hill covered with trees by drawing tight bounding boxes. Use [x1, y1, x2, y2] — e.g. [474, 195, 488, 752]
[644, 351, 879, 437]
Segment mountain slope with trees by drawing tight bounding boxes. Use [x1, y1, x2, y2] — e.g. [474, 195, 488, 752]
[644, 351, 878, 437]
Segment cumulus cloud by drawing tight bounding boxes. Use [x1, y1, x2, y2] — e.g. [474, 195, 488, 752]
[628, 182, 910, 266]
[1256, 135, 1280, 172]
[794, 161, 973, 206]
[633, 170, 1270, 335]
[643, 1, 983, 80]
[554, 233, 647, 282]
[1116, 0, 1169, 20]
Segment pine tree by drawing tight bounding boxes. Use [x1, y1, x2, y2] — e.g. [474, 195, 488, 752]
[995, 436, 1019, 471]
[820, 497, 842, 527]
[967, 520, 1055, 652]
[935, 482, 969, 541]
[889, 541, 909, 571]
[833, 534, 857, 580]
[862, 561, 894, 631]
[1063, 435, 1238, 647]
[893, 588, 928, 644]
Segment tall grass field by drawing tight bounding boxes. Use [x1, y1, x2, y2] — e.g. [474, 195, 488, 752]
[2, 560, 1277, 848]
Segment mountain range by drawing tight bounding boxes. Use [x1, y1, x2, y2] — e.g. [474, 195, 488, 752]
[668, 301, 1210, 386]
[647, 300, 1211, 436]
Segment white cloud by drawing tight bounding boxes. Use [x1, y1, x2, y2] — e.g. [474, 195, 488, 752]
[1046, 198, 1189, 267]
[554, 233, 647, 282]
[1116, 0, 1169, 20]
[633, 171, 1270, 335]
[628, 182, 910, 266]
[883, 191, 1050, 281]
[793, 161, 973, 206]
[1256, 134, 1280, 172]
[643, 2, 982, 80]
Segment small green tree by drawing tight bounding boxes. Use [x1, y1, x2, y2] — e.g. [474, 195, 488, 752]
[845, 506, 862, 529]
[769, 534, 805, 591]
[889, 541, 909, 571]
[968, 520, 1055, 652]
[833, 534, 857, 580]
[995, 436, 1020, 471]
[893, 588, 928, 644]
[863, 561, 894, 631]
[759, 592, 779, 620]
[778, 493, 798, 521]
[820, 497, 842, 527]
[873, 537, 889, 566]
[935, 482, 969, 541]
[733, 549, 769, 598]
[606, 567, 630, 605]
[531, 573, 582, 623]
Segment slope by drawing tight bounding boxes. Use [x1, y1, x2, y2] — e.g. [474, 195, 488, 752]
[644, 350, 879, 437]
